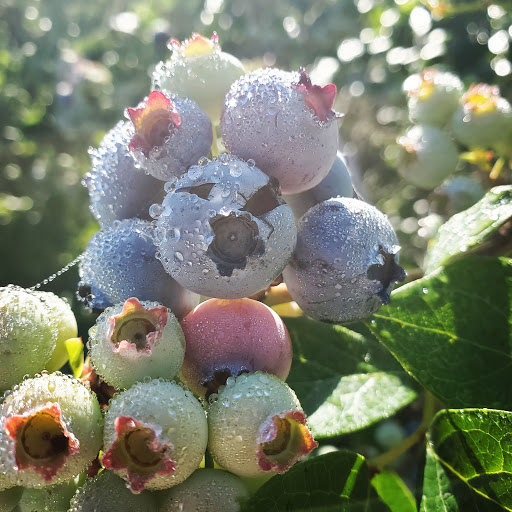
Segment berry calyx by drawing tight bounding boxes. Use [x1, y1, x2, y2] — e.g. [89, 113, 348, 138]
[168, 32, 219, 57]
[101, 416, 175, 493]
[462, 83, 502, 115]
[296, 69, 337, 122]
[4, 403, 79, 483]
[257, 410, 317, 473]
[127, 91, 182, 157]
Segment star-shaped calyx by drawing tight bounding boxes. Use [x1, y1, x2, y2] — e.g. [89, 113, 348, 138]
[257, 410, 317, 473]
[462, 83, 502, 115]
[4, 403, 79, 482]
[295, 69, 337, 122]
[107, 297, 168, 358]
[167, 32, 220, 58]
[367, 245, 407, 304]
[101, 416, 175, 493]
[126, 91, 181, 157]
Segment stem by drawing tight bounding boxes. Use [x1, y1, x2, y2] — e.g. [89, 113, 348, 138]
[489, 157, 505, 180]
[204, 448, 214, 469]
[211, 132, 220, 158]
[369, 392, 436, 470]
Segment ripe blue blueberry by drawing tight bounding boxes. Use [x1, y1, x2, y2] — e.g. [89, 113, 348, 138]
[151, 156, 297, 299]
[78, 218, 199, 318]
[221, 68, 339, 194]
[84, 120, 166, 227]
[283, 198, 406, 323]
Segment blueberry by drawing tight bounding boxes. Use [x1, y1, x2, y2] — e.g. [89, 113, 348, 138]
[126, 91, 212, 181]
[84, 121, 166, 227]
[152, 33, 245, 125]
[221, 68, 339, 194]
[179, 298, 292, 397]
[403, 68, 463, 127]
[78, 218, 199, 319]
[283, 198, 406, 324]
[397, 125, 459, 190]
[152, 156, 297, 299]
[283, 151, 354, 220]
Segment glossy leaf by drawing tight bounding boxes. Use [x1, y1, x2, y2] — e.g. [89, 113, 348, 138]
[368, 256, 512, 409]
[284, 317, 417, 438]
[371, 471, 416, 512]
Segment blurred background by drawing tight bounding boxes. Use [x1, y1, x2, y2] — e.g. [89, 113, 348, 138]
[0, 0, 511, 335]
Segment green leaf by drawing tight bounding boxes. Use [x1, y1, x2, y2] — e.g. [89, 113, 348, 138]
[284, 317, 417, 439]
[371, 471, 416, 512]
[424, 185, 512, 274]
[420, 409, 512, 511]
[241, 451, 369, 512]
[368, 256, 512, 409]
[65, 337, 84, 378]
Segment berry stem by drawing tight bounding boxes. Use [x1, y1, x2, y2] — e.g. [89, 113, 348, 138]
[489, 157, 505, 180]
[368, 392, 436, 470]
[211, 134, 220, 158]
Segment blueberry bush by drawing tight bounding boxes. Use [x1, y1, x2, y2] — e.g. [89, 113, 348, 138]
[0, 0, 511, 510]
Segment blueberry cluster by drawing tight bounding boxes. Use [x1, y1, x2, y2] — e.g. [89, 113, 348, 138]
[397, 68, 512, 190]
[1, 33, 407, 510]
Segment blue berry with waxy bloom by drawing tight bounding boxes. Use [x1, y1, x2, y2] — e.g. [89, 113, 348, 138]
[152, 32, 245, 125]
[87, 297, 185, 390]
[84, 120, 166, 227]
[0, 373, 103, 489]
[283, 151, 354, 220]
[78, 218, 199, 319]
[397, 125, 459, 190]
[102, 380, 208, 492]
[207, 373, 317, 478]
[221, 68, 339, 194]
[152, 156, 296, 299]
[127, 90, 212, 182]
[283, 198, 406, 324]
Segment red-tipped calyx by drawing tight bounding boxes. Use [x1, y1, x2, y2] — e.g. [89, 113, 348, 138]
[462, 83, 501, 114]
[126, 91, 181, 157]
[101, 416, 175, 493]
[4, 403, 79, 482]
[257, 410, 317, 473]
[296, 69, 337, 122]
[108, 298, 168, 358]
[168, 32, 219, 57]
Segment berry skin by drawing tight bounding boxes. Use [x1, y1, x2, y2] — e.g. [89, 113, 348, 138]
[159, 468, 250, 512]
[78, 218, 199, 319]
[283, 151, 354, 220]
[207, 373, 317, 478]
[102, 380, 207, 492]
[152, 156, 297, 299]
[68, 470, 158, 512]
[152, 33, 245, 125]
[17, 477, 80, 512]
[87, 297, 185, 390]
[0, 286, 58, 393]
[0, 373, 103, 488]
[84, 121, 166, 227]
[0, 486, 23, 510]
[221, 68, 339, 194]
[33, 291, 78, 374]
[127, 90, 212, 181]
[403, 68, 463, 127]
[451, 83, 512, 153]
[397, 125, 459, 190]
[179, 298, 292, 397]
[283, 198, 406, 324]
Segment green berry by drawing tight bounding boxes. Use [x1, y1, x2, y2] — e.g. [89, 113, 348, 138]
[87, 298, 185, 390]
[102, 380, 207, 492]
[0, 286, 59, 393]
[18, 476, 80, 512]
[0, 486, 23, 511]
[68, 470, 158, 512]
[207, 373, 317, 478]
[159, 468, 249, 512]
[0, 373, 103, 488]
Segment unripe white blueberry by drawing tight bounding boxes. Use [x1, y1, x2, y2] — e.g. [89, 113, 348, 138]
[159, 468, 249, 512]
[152, 156, 297, 299]
[102, 380, 207, 492]
[207, 373, 317, 478]
[68, 470, 158, 512]
[397, 125, 459, 190]
[0, 286, 59, 393]
[283, 198, 406, 324]
[87, 298, 185, 389]
[221, 68, 339, 194]
[152, 33, 245, 125]
[0, 373, 103, 488]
